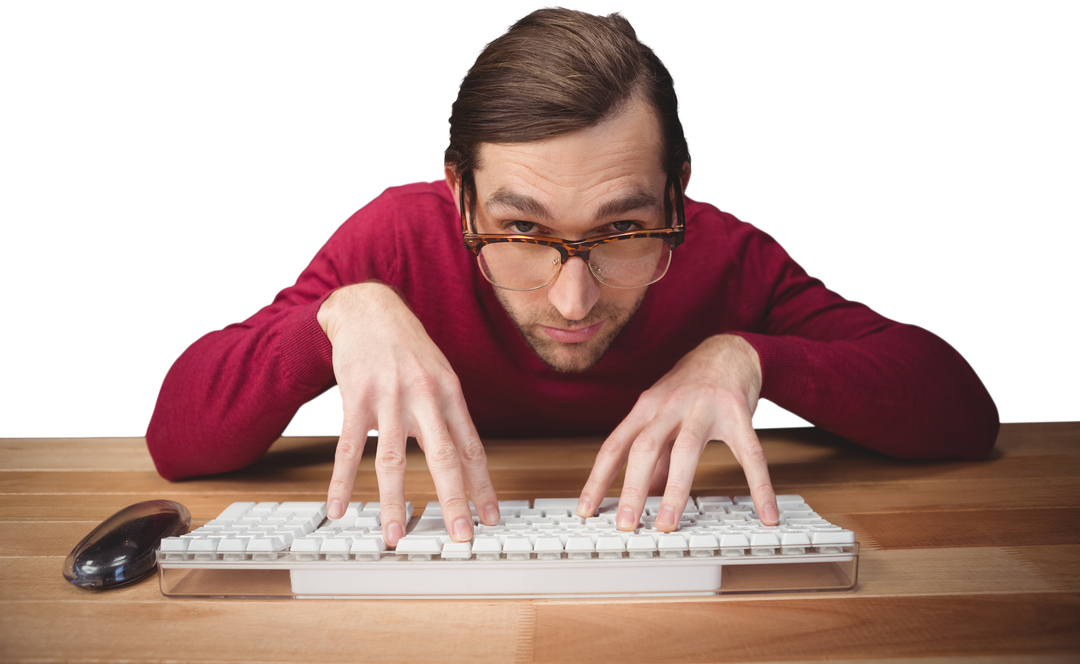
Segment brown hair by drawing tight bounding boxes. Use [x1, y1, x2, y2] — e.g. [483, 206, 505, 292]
[445, 8, 690, 189]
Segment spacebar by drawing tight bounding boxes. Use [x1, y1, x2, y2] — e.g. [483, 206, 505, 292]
[290, 560, 723, 597]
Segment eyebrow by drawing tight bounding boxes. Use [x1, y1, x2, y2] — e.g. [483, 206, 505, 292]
[484, 187, 662, 222]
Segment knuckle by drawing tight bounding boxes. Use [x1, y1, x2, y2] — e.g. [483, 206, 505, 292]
[439, 496, 471, 516]
[740, 443, 767, 466]
[335, 440, 363, 464]
[457, 437, 488, 465]
[664, 478, 692, 498]
[374, 445, 406, 472]
[327, 476, 353, 494]
[671, 430, 703, 454]
[426, 441, 461, 470]
[439, 372, 463, 395]
[408, 372, 440, 399]
[629, 431, 666, 456]
[595, 439, 628, 464]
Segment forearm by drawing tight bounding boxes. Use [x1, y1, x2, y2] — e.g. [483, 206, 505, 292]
[146, 298, 335, 480]
[734, 324, 999, 460]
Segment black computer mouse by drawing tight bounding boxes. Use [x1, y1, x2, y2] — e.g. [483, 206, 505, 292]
[63, 500, 191, 589]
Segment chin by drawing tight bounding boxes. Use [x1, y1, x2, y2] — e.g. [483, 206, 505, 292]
[535, 346, 606, 373]
[524, 332, 614, 373]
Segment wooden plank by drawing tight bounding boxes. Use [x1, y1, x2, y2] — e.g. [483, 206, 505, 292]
[1003, 544, 1080, 589]
[845, 508, 1080, 549]
[4, 464, 1075, 511]
[993, 421, 1080, 457]
[528, 593, 1080, 662]
[764, 476, 1080, 514]
[6, 546, 1078, 603]
[0, 596, 525, 663]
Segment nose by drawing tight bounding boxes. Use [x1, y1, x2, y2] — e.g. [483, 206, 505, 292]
[547, 257, 602, 321]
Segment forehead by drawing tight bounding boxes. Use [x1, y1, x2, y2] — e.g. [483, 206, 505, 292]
[473, 97, 666, 204]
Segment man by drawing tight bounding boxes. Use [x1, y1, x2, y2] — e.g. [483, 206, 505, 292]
[148, 9, 998, 548]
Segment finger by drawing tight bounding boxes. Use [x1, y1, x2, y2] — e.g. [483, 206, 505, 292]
[443, 394, 499, 525]
[374, 410, 408, 548]
[648, 443, 672, 496]
[415, 409, 474, 542]
[326, 412, 372, 520]
[655, 420, 709, 532]
[617, 416, 681, 531]
[576, 404, 654, 518]
[728, 423, 778, 526]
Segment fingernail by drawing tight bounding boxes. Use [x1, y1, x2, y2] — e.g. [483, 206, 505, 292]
[617, 507, 637, 530]
[577, 496, 593, 518]
[385, 522, 403, 546]
[452, 517, 472, 541]
[656, 506, 676, 528]
[483, 503, 501, 525]
[328, 499, 343, 520]
[763, 503, 779, 525]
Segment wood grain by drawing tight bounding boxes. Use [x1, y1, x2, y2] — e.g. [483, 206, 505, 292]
[2, 423, 1079, 663]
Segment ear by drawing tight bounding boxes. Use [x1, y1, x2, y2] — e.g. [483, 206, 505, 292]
[680, 162, 691, 194]
[445, 164, 462, 212]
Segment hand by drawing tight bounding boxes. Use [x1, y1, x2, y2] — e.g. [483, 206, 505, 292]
[575, 334, 778, 530]
[317, 282, 500, 547]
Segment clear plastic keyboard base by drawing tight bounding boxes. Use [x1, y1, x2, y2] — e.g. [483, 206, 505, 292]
[157, 495, 859, 599]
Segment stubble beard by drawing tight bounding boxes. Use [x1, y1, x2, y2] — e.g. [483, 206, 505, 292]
[494, 290, 648, 373]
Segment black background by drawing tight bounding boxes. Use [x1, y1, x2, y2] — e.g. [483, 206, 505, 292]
[8, 3, 1071, 436]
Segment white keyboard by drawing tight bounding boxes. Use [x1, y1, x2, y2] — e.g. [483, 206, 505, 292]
[156, 495, 859, 598]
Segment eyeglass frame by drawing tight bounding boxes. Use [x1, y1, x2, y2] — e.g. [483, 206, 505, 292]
[458, 172, 686, 290]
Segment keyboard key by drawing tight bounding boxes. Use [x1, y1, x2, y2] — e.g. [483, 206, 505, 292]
[696, 496, 734, 508]
[472, 536, 502, 561]
[533, 498, 579, 511]
[688, 534, 719, 557]
[351, 537, 386, 561]
[596, 497, 620, 515]
[750, 532, 781, 556]
[718, 532, 750, 556]
[565, 536, 595, 560]
[440, 541, 472, 560]
[159, 537, 189, 561]
[215, 502, 256, 521]
[811, 529, 856, 546]
[319, 538, 351, 562]
[626, 535, 657, 558]
[396, 538, 441, 561]
[503, 536, 533, 560]
[780, 531, 812, 554]
[534, 536, 564, 560]
[657, 534, 688, 558]
[354, 511, 381, 528]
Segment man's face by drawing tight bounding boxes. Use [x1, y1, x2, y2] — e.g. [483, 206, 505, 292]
[452, 97, 674, 372]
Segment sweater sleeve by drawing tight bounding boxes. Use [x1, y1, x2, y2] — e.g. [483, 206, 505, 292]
[726, 222, 999, 461]
[146, 195, 402, 481]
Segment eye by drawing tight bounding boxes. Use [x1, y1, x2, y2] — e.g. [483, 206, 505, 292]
[508, 221, 537, 234]
[611, 220, 635, 233]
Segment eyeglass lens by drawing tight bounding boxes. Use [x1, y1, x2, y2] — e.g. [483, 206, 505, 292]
[477, 237, 672, 290]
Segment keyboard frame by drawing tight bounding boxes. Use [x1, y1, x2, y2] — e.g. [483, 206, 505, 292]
[157, 511, 860, 599]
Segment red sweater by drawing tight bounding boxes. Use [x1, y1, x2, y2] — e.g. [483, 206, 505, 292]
[147, 181, 999, 481]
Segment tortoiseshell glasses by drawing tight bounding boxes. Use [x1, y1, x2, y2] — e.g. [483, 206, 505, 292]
[459, 175, 686, 291]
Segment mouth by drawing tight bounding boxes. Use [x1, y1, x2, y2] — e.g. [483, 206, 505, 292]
[540, 321, 604, 344]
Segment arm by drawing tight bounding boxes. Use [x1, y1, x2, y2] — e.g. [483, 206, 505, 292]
[145, 250, 340, 482]
[578, 210, 999, 529]
[147, 183, 497, 546]
[729, 223, 999, 461]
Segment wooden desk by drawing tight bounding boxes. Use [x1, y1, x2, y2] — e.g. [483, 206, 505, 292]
[2, 423, 1078, 663]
